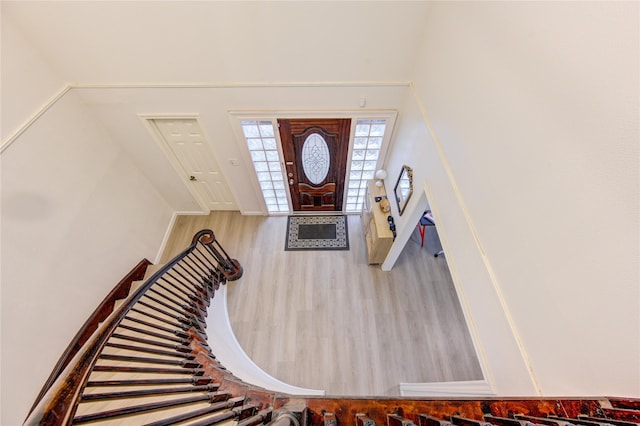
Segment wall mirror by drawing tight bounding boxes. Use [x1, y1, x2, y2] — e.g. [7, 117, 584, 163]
[394, 165, 413, 216]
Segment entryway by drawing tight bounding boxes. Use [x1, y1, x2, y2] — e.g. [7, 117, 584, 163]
[278, 118, 351, 212]
[236, 114, 396, 215]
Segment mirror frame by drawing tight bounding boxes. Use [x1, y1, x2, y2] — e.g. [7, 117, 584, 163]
[394, 165, 414, 216]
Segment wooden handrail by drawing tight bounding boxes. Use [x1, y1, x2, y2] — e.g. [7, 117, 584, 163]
[25, 229, 242, 425]
[26, 258, 151, 417]
[24, 228, 640, 426]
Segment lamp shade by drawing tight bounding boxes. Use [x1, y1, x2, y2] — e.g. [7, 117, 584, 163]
[375, 169, 387, 180]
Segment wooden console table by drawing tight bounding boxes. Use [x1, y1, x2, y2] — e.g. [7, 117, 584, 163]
[361, 181, 394, 265]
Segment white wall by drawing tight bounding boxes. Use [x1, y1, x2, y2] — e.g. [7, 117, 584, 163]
[2, 5, 638, 425]
[1, 22, 175, 425]
[382, 92, 538, 395]
[0, 14, 67, 142]
[76, 85, 411, 214]
[404, 1, 639, 396]
[1, 91, 175, 425]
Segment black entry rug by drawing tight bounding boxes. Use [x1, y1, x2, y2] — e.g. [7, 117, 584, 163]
[285, 215, 349, 251]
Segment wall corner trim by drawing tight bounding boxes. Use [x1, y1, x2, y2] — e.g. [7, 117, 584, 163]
[1, 84, 72, 153]
[408, 83, 542, 395]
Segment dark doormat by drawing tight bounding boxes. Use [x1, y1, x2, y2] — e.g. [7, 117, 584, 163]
[285, 215, 349, 251]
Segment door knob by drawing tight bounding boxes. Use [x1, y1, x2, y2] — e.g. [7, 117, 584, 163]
[189, 175, 196, 181]
[289, 179, 294, 185]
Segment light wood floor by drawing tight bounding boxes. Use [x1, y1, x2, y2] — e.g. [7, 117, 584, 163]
[161, 212, 483, 396]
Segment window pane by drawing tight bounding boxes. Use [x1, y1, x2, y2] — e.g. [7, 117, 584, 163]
[363, 160, 377, 170]
[268, 161, 281, 172]
[344, 111, 387, 213]
[265, 151, 280, 161]
[352, 149, 365, 160]
[254, 162, 268, 172]
[257, 172, 271, 181]
[301, 133, 330, 185]
[365, 150, 379, 160]
[355, 124, 370, 136]
[247, 138, 263, 150]
[354, 137, 368, 149]
[370, 124, 386, 136]
[251, 151, 266, 161]
[367, 137, 382, 149]
[351, 160, 364, 170]
[263, 138, 277, 149]
[242, 124, 260, 138]
[259, 123, 275, 137]
[243, 120, 290, 214]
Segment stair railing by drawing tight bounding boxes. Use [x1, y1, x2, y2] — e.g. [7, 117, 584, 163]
[24, 227, 640, 426]
[25, 229, 243, 425]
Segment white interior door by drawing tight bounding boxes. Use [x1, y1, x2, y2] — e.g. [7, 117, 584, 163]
[150, 118, 237, 211]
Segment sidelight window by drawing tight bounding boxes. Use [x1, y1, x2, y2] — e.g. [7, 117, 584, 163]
[344, 119, 386, 213]
[242, 120, 289, 213]
[241, 116, 389, 215]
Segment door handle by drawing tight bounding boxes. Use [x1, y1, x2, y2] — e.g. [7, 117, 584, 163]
[189, 175, 197, 181]
[289, 179, 294, 185]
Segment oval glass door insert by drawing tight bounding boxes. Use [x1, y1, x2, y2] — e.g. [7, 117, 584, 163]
[301, 133, 330, 184]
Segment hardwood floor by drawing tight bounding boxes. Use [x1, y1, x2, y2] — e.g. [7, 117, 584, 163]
[161, 211, 483, 396]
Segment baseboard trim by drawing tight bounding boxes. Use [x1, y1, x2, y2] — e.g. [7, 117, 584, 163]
[399, 380, 495, 397]
[154, 210, 207, 264]
[155, 212, 177, 264]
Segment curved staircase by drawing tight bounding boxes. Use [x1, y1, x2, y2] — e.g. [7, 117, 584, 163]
[25, 229, 640, 425]
[25, 229, 278, 425]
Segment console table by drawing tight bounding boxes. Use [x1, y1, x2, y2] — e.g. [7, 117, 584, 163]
[361, 181, 394, 265]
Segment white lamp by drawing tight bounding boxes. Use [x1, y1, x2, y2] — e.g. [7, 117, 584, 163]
[374, 169, 387, 187]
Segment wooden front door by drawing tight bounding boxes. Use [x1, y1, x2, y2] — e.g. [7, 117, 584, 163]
[278, 118, 351, 212]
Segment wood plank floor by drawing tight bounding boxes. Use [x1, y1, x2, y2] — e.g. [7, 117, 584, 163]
[161, 212, 483, 396]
